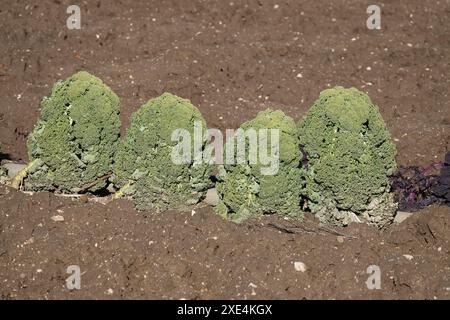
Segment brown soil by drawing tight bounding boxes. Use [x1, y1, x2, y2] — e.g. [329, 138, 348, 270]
[0, 185, 449, 299]
[0, 0, 449, 299]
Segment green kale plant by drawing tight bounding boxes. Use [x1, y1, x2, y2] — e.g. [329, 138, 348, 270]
[26, 71, 120, 193]
[216, 109, 304, 223]
[113, 92, 212, 212]
[298, 86, 397, 228]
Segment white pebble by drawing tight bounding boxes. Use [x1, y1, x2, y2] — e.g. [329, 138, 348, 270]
[394, 211, 413, 224]
[51, 215, 64, 222]
[294, 261, 307, 272]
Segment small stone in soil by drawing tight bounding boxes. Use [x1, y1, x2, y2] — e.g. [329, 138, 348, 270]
[204, 188, 219, 206]
[294, 261, 307, 272]
[3, 163, 27, 178]
[394, 211, 414, 224]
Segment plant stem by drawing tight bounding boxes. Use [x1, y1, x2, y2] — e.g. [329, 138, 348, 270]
[113, 182, 131, 199]
[10, 159, 40, 189]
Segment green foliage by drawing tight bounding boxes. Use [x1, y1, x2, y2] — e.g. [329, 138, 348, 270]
[26, 71, 120, 192]
[113, 92, 212, 212]
[216, 109, 304, 223]
[298, 86, 397, 227]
